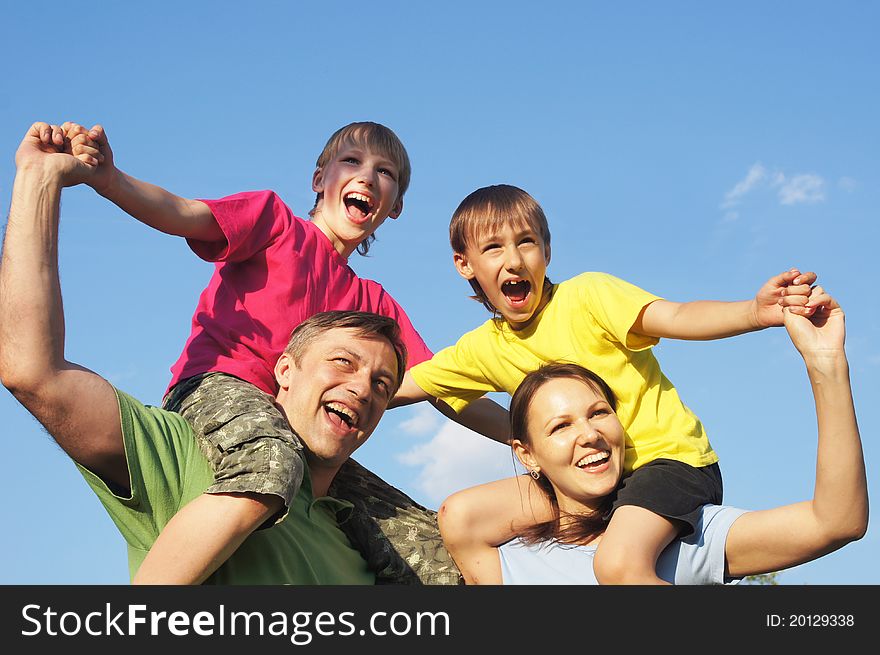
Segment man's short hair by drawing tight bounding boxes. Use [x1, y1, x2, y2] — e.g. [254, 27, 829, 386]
[283, 311, 407, 392]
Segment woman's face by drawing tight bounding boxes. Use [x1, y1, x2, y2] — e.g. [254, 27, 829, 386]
[515, 377, 626, 515]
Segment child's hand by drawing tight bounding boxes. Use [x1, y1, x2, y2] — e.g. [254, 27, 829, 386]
[64, 122, 101, 166]
[753, 268, 818, 328]
[66, 122, 117, 196]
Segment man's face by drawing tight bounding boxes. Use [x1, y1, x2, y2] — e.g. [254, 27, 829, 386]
[311, 140, 403, 259]
[274, 328, 399, 471]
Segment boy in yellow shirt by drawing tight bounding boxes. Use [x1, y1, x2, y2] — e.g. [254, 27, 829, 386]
[392, 184, 821, 584]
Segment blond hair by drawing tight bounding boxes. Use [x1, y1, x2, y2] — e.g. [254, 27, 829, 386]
[311, 122, 411, 256]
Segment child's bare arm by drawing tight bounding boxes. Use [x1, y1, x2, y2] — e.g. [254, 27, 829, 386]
[633, 268, 819, 340]
[439, 476, 552, 584]
[388, 370, 431, 407]
[389, 372, 510, 443]
[435, 396, 510, 444]
[68, 123, 222, 242]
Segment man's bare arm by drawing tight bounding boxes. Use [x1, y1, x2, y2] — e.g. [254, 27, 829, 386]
[0, 123, 129, 490]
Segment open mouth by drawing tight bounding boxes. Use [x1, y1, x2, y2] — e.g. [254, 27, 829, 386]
[576, 451, 610, 470]
[501, 279, 531, 305]
[344, 192, 374, 222]
[324, 401, 358, 431]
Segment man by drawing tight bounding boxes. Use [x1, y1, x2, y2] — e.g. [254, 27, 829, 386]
[0, 122, 461, 585]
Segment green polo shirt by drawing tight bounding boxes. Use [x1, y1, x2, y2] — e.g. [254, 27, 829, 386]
[76, 388, 374, 585]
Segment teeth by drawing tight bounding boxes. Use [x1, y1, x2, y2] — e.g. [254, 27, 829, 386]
[345, 192, 373, 209]
[576, 451, 609, 468]
[326, 402, 358, 427]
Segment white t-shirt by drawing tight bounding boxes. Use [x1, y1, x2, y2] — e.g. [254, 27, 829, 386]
[498, 504, 748, 585]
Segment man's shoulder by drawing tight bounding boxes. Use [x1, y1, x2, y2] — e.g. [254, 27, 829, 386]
[113, 387, 195, 444]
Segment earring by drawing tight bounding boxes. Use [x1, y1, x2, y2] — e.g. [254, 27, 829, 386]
[529, 469, 540, 480]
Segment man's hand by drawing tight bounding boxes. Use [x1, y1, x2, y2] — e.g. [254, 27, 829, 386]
[753, 268, 818, 328]
[14, 122, 95, 188]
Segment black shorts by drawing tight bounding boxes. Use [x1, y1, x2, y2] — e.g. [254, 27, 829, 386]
[609, 459, 723, 537]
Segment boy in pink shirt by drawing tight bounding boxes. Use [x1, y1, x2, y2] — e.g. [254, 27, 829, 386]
[67, 121, 501, 584]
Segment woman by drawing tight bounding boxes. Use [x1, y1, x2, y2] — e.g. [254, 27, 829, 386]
[439, 291, 867, 584]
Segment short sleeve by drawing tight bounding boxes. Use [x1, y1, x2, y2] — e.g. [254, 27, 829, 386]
[578, 272, 663, 351]
[75, 388, 203, 551]
[410, 331, 494, 412]
[188, 190, 296, 263]
[660, 504, 750, 585]
[378, 294, 433, 369]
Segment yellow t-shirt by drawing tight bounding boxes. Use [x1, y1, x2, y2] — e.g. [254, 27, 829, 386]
[410, 272, 718, 473]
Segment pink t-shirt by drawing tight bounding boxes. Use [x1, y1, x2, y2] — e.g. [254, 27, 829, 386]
[167, 190, 432, 396]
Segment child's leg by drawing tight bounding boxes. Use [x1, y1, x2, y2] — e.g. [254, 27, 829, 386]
[593, 459, 723, 585]
[592, 506, 678, 585]
[133, 373, 303, 584]
[329, 459, 463, 585]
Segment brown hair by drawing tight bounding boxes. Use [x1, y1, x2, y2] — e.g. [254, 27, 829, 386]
[509, 362, 618, 546]
[449, 184, 552, 312]
[283, 311, 407, 393]
[310, 122, 411, 256]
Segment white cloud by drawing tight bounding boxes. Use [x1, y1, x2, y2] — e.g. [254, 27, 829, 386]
[397, 421, 517, 505]
[398, 404, 441, 436]
[720, 163, 827, 214]
[775, 173, 825, 205]
[721, 163, 767, 208]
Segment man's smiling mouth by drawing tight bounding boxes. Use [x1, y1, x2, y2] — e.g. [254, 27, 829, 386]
[324, 401, 359, 430]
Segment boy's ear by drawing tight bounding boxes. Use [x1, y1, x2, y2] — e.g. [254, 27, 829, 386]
[512, 440, 537, 470]
[311, 167, 324, 193]
[453, 251, 475, 280]
[544, 242, 551, 265]
[389, 196, 403, 220]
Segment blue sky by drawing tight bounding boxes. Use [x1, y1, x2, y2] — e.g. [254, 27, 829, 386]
[1, 1, 877, 584]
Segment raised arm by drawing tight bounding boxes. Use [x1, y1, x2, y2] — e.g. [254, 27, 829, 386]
[0, 123, 130, 489]
[68, 123, 222, 242]
[723, 290, 867, 577]
[634, 268, 819, 340]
